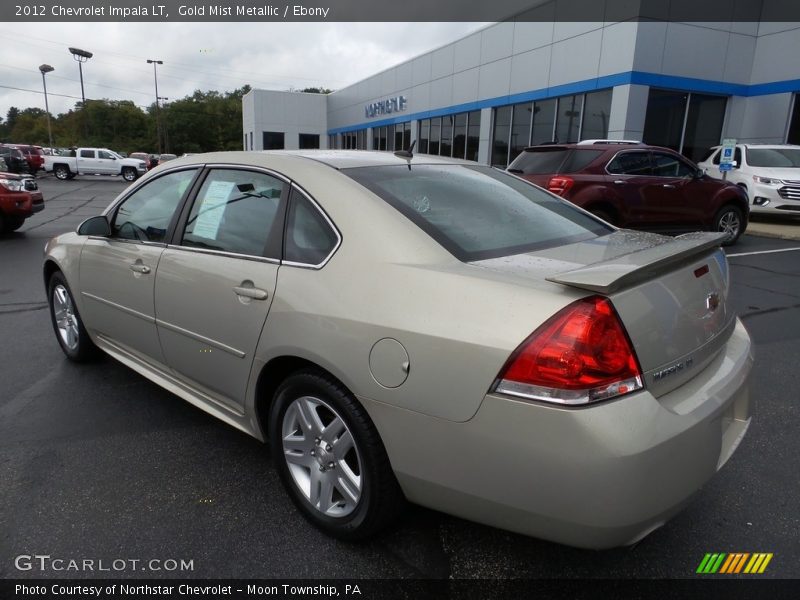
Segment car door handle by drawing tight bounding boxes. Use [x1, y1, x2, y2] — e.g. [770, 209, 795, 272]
[129, 263, 151, 274]
[233, 286, 268, 301]
[662, 184, 676, 189]
[613, 180, 626, 185]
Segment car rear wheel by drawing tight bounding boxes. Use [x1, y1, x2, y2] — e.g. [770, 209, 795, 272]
[48, 271, 99, 362]
[122, 167, 137, 182]
[714, 205, 744, 245]
[269, 369, 404, 540]
[54, 165, 71, 180]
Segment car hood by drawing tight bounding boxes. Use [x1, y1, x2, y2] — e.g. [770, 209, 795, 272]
[747, 166, 800, 180]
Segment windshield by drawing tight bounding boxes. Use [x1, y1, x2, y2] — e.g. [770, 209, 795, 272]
[344, 164, 610, 262]
[746, 148, 800, 168]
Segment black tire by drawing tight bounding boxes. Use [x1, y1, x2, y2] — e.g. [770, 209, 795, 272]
[713, 204, 744, 246]
[122, 167, 137, 182]
[0, 213, 25, 233]
[47, 271, 100, 362]
[269, 369, 404, 540]
[54, 165, 71, 180]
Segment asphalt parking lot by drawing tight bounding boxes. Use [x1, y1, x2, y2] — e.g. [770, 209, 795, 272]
[1, 175, 798, 581]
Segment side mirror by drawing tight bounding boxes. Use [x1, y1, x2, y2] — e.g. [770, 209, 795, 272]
[77, 215, 111, 236]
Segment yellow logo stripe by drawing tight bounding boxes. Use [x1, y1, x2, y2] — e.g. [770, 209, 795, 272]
[757, 553, 773, 574]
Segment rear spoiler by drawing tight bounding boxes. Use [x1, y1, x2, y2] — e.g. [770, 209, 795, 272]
[546, 232, 727, 294]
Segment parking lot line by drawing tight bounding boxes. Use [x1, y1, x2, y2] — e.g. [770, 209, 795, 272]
[728, 247, 800, 258]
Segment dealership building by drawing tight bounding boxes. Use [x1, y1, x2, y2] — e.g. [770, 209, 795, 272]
[242, 11, 800, 167]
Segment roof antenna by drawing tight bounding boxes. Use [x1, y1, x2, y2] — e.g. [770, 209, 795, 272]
[394, 139, 416, 170]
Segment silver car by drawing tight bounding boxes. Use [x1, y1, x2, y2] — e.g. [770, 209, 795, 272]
[43, 150, 753, 548]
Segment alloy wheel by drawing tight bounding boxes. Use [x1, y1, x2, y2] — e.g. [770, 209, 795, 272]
[52, 284, 80, 351]
[281, 395, 363, 518]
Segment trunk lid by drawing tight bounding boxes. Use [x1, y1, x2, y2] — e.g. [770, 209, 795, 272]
[472, 230, 734, 397]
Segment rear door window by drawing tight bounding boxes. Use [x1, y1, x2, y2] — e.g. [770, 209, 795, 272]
[607, 152, 652, 176]
[283, 188, 339, 266]
[182, 169, 285, 258]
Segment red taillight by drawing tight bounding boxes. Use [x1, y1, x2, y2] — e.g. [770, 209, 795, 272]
[547, 176, 574, 196]
[495, 296, 643, 405]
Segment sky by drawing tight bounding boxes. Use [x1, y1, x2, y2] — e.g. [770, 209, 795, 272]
[0, 22, 487, 121]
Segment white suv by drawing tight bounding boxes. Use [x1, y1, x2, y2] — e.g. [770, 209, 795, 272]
[698, 144, 800, 215]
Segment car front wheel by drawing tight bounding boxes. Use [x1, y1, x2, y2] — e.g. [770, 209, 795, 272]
[269, 369, 404, 540]
[714, 205, 744, 245]
[48, 271, 99, 361]
[0, 213, 24, 233]
[122, 167, 137, 182]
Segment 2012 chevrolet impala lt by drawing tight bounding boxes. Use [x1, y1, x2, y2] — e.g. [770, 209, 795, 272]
[43, 150, 753, 548]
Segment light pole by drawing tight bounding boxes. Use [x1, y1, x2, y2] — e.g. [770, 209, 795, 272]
[68, 47, 93, 107]
[147, 59, 163, 154]
[39, 64, 54, 149]
[158, 97, 169, 153]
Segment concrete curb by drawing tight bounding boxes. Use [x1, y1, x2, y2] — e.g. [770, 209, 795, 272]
[746, 217, 800, 242]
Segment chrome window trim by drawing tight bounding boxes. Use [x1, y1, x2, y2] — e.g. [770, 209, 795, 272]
[165, 244, 280, 265]
[87, 236, 167, 248]
[282, 183, 342, 270]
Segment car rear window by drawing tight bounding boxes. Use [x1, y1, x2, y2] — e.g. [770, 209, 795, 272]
[508, 148, 604, 175]
[344, 164, 610, 262]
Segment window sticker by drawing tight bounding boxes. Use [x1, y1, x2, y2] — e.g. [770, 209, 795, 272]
[193, 180, 235, 239]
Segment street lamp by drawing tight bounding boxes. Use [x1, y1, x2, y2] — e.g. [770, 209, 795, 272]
[38, 64, 54, 149]
[68, 47, 93, 107]
[147, 59, 164, 154]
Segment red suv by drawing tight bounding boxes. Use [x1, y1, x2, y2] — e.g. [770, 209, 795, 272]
[11, 145, 45, 174]
[508, 141, 749, 244]
[0, 160, 43, 232]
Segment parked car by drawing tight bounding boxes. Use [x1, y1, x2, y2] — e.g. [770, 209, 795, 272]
[698, 144, 800, 215]
[508, 141, 750, 244]
[43, 150, 752, 549]
[0, 145, 31, 174]
[0, 159, 43, 232]
[128, 152, 154, 170]
[43, 147, 147, 182]
[157, 153, 177, 165]
[11, 144, 45, 174]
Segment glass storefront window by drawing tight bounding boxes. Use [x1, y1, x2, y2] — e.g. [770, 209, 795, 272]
[467, 111, 481, 162]
[511, 102, 532, 163]
[531, 99, 556, 145]
[580, 89, 613, 141]
[555, 95, 582, 144]
[419, 120, 430, 154]
[643, 89, 688, 152]
[492, 105, 512, 167]
[453, 113, 467, 159]
[429, 117, 441, 155]
[441, 114, 453, 157]
[643, 88, 727, 162]
[789, 95, 800, 144]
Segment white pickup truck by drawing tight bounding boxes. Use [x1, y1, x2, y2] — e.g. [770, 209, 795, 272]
[44, 148, 148, 182]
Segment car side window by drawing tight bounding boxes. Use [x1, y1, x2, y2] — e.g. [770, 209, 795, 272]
[98, 150, 114, 160]
[284, 188, 338, 266]
[711, 150, 721, 165]
[652, 153, 694, 178]
[734, 147, 742, 166]
[182, 169, 285, 258]
[607, 152, 652, 176]
[111, 169, 197, 243]
[80, 150, 94, 159]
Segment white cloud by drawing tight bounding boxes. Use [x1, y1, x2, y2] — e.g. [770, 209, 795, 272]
[0, 22, 486, 123]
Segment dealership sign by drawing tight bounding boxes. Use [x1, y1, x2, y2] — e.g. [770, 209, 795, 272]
[365, 96, 408, 118]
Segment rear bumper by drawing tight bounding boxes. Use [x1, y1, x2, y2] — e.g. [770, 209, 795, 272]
[364, 318, 753, 549]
